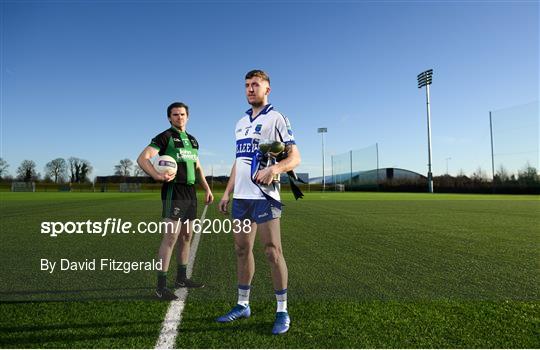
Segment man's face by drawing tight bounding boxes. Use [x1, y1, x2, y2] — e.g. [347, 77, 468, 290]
[245, 76, 270, 107]
[168, 107, 188, 130]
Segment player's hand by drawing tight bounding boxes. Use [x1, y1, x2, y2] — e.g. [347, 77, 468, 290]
[154, 172, 175, 182]
[218, 195, 230, 214]
[255, 166, 278, 185]
[205, 190, 214, 205]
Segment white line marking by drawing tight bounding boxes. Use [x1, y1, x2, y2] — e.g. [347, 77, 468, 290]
[155, 204, 208, 349]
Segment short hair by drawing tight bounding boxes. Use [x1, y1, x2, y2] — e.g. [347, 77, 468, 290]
[167, 102, 189, 118]
[245, 69, 270, 84]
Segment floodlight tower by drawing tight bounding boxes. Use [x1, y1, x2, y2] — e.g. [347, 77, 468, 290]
[417, 69, 434, 193]
[318, 127, 328, 191]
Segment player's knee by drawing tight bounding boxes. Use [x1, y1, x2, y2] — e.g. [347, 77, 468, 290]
[181, 230, 192, 241]
[162, 234, 177, 249]
[234, 243, 250, 259]
[264, 244, 282, 265]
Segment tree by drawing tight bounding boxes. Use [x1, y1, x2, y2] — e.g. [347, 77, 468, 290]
[114, 159, 133, 176]
[0, 158, 9, 178]
[68, 157, 93, 183]
[45, 158, 67, 183]
[68, 157, 81, 183]
[79, 160, 93, 183]
[471, 167, 487, 182]
[494, 165, 510, 183]
[16, 160, 37, 182]
[133, 165, 146, 177]
[518, 162, 539, 184]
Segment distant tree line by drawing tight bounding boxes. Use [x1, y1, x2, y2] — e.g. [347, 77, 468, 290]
[0, 157, 146, 184]
[0, 157, 538, 194]
[114, 158, 145, 177]
[372, 164, 539, 194]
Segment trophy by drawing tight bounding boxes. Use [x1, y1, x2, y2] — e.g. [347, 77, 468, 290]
[258, 139, 285, 183]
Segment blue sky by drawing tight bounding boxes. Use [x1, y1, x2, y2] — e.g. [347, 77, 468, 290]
[1, 1, 538, 179]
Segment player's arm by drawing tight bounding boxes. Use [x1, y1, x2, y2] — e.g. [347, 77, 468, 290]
[136, 146, 174, 182]
[256, 144, 301, 185]
[195, 159, 214, 204]
[218, 162, 236, 214]
[273, 144, 301, 174]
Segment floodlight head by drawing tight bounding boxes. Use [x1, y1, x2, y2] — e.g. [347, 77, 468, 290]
[417, 69, 433, 88]
[318, 127, 328, 133]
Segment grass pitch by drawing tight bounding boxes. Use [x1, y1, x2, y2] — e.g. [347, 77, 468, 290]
[0, 191, 538, 348]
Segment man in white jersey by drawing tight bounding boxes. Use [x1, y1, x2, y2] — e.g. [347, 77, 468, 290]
[216, 70, 301, 335]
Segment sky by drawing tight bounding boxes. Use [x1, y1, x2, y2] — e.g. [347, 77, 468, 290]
[1, 0, 538, 180]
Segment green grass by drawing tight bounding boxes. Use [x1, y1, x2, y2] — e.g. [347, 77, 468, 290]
[0, 192, 538, 348]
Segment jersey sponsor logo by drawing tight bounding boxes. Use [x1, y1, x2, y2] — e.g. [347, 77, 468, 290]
[236, 138, 259, 158]
[176, 149, 198, 162]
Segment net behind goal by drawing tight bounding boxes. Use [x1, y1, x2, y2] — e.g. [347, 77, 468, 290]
[331, 144, 379, 189]
[11, 182, 36, 192]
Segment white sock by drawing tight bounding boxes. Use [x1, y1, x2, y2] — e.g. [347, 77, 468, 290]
[237, 285, 250, 307]
[275, 289, 287, 312]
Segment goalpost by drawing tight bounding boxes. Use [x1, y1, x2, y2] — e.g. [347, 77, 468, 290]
[11, 182, 36, 192]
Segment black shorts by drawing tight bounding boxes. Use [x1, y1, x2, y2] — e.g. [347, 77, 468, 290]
[161, 183, 197, 221]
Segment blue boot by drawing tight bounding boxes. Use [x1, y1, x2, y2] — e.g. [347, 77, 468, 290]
[216, 304, 251, 323]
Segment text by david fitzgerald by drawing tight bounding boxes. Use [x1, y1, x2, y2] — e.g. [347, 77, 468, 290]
[41, 258, 162, 274]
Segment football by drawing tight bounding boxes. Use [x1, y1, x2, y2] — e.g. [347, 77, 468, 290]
[153, 155, 177, 176]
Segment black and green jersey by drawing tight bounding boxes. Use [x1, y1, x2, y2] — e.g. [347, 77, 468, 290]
[149, 127, 199, 185]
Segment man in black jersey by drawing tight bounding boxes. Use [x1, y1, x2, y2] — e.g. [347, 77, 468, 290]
[137, 102, 213, 300]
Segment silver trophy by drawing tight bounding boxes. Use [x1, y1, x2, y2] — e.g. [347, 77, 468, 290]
[258, 139, 285, 183]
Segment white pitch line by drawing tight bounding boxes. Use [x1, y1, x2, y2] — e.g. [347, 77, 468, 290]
[155, 204, 208, 349]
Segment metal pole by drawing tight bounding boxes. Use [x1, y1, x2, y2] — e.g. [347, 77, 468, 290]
[376, 142, 379, 191]
[426, 84, 434, 193]
[331, 155, 334, 186]
[489, 112, 495, 179]
[349, 150, 353, 185]
[489, 111, 495, 193]
[322, 132, 325, 191]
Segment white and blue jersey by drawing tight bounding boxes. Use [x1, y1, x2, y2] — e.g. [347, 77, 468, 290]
[234, 104, 296, 201]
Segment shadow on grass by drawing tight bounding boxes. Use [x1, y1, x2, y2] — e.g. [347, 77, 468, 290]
[180, 315, 275, 336]
[0, 286, 158, 303]
[0, 320, 162, 334]
[1, 328, 160, 348]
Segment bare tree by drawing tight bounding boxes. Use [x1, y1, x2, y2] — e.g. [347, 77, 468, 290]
[68, 157, 93, 183]
[133, 165, 146, 177]
[495, 165, 510, 183]
[114, 159, 133, 176]
[80, 160, 93, 183]
[471, 167, 487, 182]
[0, 158, 9, 178]
[17, 160, 37, 182]
[68, 157, 81, 183]
[45, 158, 67, 183]
[518, 162, 539, 184]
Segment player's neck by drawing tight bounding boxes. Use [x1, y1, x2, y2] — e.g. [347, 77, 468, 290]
[171, 125, 186, 133]
[250, 102, 268, 118]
